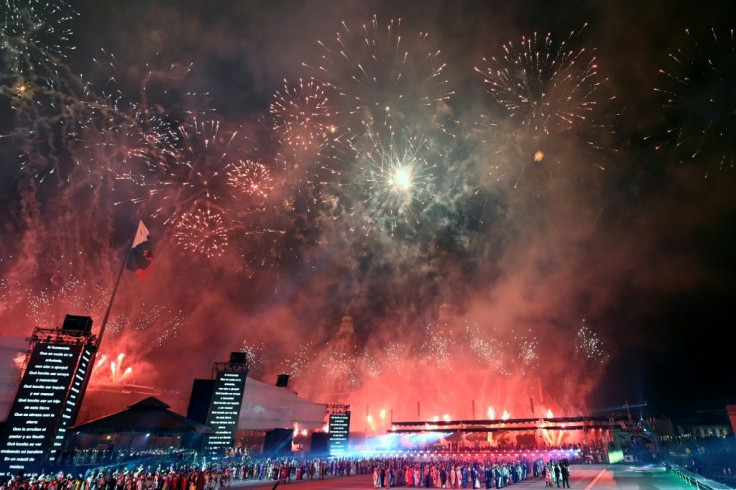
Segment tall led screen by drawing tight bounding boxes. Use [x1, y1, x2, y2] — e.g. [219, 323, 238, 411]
[202, 371, 246, 457]
[328, 412, 350, 456]
[0, 342, 93, 475]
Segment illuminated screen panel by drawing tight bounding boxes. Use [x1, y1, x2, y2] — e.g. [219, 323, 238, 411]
[202, 370, 246, 456]
[328, 412, 350, 456]
[51, 345, 94, 454]
[0, 342, 87, 475]
[607, 448, 624, 464]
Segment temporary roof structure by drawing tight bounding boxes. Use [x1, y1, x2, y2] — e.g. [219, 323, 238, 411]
[70, 396, 213, 435]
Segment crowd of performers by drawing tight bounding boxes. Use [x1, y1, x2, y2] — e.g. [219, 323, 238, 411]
[541, 461, 571, 489]
[368, 457, 557, 488]
[0, 453, 575, 490]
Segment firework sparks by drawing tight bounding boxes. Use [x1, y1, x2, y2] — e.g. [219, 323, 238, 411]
[305, 15, 453, 136]
[464, 322, 506, 371]
[420, 323, 456, 368]
[174, 205, 231, 258]
[323, 346, 359, 390]
[126, 303, 185, 349]
[0, 0, 99, 184]
[348, 129, 440, 236]
[280, 342, 315, 381]
[79, 51, 197, 186]
[575, 319, 609, 364]
[475, 25, 602, 135]
[473, 25, 611, 190]
[359, 351, 384, 378]
[12, 352, 28, 376]
[381, 342, 407, 374]
[26, 273, 109, 328]
[0, 0, 78, 87]
[0, 4, 655, 427]
[270, 78, 335, 155]
[152, 118, 270, 232]
[2, 46, 199, 187]
[653, 28, 736, 175]
[93, 353, 108, 372]
[156, 119, 235, 218]
[92, 352, 133, 384]
[0, 277, 27, 316]
[292, 14, 456, 221]
[512, 329, 539, 376]
[240, 340, 265, 376]
[10, 78, 33, 99]
[226, 158, 273, 202]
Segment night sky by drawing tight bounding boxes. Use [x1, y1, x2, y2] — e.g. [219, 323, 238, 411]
[1, 0, 735, 420]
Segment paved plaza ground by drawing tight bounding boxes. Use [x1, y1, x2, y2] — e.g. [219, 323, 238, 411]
[229, 464, 697, 489]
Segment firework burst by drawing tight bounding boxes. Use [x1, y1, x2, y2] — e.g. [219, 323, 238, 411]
[269, 78, 344, 209]
[78, 51, 197, 186]
[474, 25, 611, 190]
[126, 302, 185, 349]
[346, 129, 441, 236]
[381, 342, 408, 375]
[0, 0, 91, 184]
[280, 342, 315, 381]
[240, 340, 265, 376]
[174, 205, 232, 259]
[359, 351, 384, 378]
[270, 77, 336, 156]
[511, 329, 539, 376]
[464, 322, 506, 371]
[2, 48, 198, 187]
[420, 323, 456, 369]
[0, 0, 78, 88]
[12, 352, 29, 377]
[153, 118, 270, 226]
[653, 27, 736, 175]
[10, 78, 33, 99]
[26, 273, 109, 328]
[475, 25, 602, 136]
[305, 15, 453, 136]
[323, 348, 359, 390]
[92, 352, 133, 384]
[226, 158, 273, 203]
[0, 277, 27, 316]
[575, 319, 609, 365]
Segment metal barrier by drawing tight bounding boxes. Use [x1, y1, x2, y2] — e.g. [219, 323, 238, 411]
[670, 465, 733, 489]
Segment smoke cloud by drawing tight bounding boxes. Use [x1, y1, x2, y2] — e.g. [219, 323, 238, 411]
[1, 0, 734, 421]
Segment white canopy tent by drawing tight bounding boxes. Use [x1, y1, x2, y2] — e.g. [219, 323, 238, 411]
[239, 377, 326, 431]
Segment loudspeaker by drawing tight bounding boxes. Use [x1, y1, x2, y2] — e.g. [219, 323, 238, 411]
[276, 374, 290, 387]
[229, 351, 246, 366]
[62, 315, 93, 336]
[186, 379, 216, 425]
[263, 428, 293, 456]
[310, 432, 329, 455]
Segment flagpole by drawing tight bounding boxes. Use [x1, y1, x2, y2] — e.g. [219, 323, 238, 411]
[97, 229, 137, 349]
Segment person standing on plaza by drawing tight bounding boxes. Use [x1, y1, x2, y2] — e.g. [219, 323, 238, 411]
[560, 460, 570, 489]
